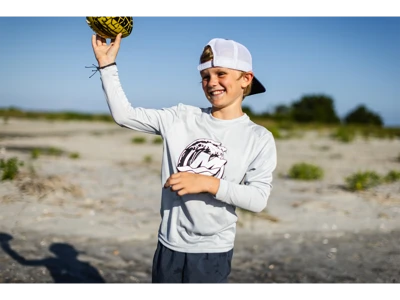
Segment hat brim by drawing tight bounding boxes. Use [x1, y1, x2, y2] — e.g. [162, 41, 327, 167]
[248, 76, 266, 96]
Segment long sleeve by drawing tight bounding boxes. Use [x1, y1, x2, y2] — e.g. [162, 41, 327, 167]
[214, 132, 277, 213]
[98, 65, 278, 252]
[99, 65, 179, 136]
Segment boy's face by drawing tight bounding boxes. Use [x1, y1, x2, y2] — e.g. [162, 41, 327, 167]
[200, 67, 253, 109]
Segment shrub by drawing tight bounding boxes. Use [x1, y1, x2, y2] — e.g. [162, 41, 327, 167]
[288, 162, 324, 180]
[69, 152, 80, 159]
[31, 147, 64, 158]
[0, 157, 23, 181]
[384, 170, 400, 183]
[47, 147, 63, 156]
[344, 105, 383, 127]
[345, 171, 382, 191]
[291, 94, 340, 124]
[331, 127, 356, 143]
[131, 137, 146, 144]
[31, 148, 41, 159]
[152, 136, 163, 144]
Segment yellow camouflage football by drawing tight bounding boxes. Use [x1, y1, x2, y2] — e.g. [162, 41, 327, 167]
[86, 17, 133, 39]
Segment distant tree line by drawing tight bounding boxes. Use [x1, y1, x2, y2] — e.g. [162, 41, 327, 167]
[0, 94, 385, 127]
[243, 94, 384, 127]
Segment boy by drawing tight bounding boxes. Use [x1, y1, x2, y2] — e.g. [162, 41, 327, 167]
[91, 34, 277, 283]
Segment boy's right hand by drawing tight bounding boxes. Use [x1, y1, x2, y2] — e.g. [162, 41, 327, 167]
[91, 33, 122, 67]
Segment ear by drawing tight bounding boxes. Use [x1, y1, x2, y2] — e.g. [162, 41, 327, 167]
[241, 72, 254, 88]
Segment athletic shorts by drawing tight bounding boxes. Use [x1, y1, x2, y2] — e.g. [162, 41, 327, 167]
[151, 241, 234, 283]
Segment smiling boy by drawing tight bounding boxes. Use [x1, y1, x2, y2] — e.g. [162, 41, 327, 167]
[91, 34, 277, 283]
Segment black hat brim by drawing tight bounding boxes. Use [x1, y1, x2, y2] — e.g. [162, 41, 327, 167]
[248, 76, 266, 96]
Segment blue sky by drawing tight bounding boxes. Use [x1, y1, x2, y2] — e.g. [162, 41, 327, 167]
[0, 16, 399, 126]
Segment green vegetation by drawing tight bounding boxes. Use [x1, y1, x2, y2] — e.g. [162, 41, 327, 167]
[69, 152, 80, 159]
[267, 126, 282, 139]
[345, 171, 382, 191]
[152, 136, 163, 144]
[384, 170, 400, 183]
[143, 155, 153, 164]
[47, 147, 63, 156]
[1, 99, 399, 143]
[344, 170, 400, 191]
[327, 125, 399, 143]
[131, 136, 146, 144]
[0, 157, 23, 181]
[291, 95, 340, 124]
[344, 105, 383, 127]
[30, 147, 64, 159]
[288, 162, 324, 180]
[31, 148, 41, 159]
[247, 94, 386, 128]
[357, 126, 398, 140]
[29, 147, 84, 160]
[331, 127, 356, 143]
[0, 107, 113, 122]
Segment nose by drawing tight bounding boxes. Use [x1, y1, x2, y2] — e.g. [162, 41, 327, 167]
[207, 74, 218, 87]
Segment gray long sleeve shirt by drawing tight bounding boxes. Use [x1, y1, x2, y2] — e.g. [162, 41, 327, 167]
[100, 65, 277, 253]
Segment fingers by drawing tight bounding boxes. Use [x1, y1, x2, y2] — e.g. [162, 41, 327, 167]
[110, 33, 122, 46]
[96, 34, 107, 46]
[91, 34, 97, 49]
[92, 32, 121, 49]
[164, 176, 180, 188]
[170, 184, 183, 192]
[164, 178, 178, 188]
[92, 34, 107, 49]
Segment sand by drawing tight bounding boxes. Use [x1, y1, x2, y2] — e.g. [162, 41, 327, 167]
[0, 118, 399, 283]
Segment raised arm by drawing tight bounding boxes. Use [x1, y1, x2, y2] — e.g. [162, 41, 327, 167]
[0, 233, 43, 266]
[90, 33, 179, 135]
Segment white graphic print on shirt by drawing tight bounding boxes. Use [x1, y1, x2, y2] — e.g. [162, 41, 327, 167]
[176, 138, 227, 179]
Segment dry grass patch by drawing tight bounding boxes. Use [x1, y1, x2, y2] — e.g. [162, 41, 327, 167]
[16, 173, 84, 199]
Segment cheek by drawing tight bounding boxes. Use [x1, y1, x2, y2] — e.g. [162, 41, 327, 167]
[221, 79, 237, 92]
[222, 76, 237, 86]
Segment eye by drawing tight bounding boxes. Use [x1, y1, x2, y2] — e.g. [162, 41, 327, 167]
[217, 72, 226, 77]
[201, 75, 210, 82]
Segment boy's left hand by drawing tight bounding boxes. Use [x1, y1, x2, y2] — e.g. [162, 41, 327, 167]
[164, 172, 219, 196]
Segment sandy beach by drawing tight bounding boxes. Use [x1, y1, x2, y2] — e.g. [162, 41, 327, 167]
[1, 118, 399, 283]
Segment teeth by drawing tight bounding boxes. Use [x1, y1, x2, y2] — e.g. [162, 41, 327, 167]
[210, 90, 224, 95]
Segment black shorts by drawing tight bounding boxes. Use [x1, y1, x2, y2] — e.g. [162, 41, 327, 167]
[151, 241, 234, 283]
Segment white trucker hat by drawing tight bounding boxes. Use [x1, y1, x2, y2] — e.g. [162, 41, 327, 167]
[197, 38, 266, 96]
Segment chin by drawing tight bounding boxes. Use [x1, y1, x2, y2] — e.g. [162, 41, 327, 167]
[211, 102, 227, 109]
[208, 99, 226, 108]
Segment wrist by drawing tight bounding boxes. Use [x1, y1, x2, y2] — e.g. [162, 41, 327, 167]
[98, 59, 115, 68]
[204, 176, 220, 195]
[98, 62, 116, 69]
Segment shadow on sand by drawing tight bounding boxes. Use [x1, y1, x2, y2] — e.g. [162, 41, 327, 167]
[0, 232, 105, 283]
